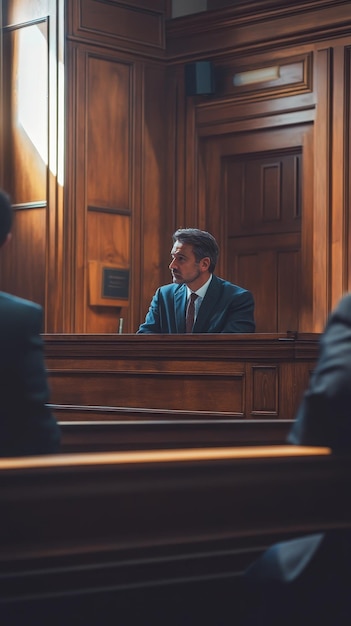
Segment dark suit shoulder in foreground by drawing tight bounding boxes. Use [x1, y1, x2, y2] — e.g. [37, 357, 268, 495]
[0, 291, 60, 457]
[242, 293, 351, 625]
[288, 293, 351, 450]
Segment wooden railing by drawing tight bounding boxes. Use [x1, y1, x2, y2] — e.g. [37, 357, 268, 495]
[44, 333, 320, 451]
[1, 445, 350, 624]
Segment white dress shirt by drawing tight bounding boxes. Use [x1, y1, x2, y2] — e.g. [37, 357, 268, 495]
[186, 275, 212, 323]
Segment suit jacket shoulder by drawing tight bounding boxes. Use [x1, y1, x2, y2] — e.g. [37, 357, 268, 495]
[288, 292, 351, 449]
[0, 291, 60, 456]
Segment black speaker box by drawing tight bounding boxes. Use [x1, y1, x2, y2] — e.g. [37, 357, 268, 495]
[185, 61, 215, 96]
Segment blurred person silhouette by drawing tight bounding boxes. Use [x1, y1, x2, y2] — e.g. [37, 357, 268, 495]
[242, 293, 351, 626]
[0, 189, 60, 456]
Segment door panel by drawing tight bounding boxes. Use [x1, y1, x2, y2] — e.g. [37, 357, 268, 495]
[200, 127, 305, 332]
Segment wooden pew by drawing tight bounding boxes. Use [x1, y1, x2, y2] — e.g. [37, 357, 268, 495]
[44, 333, 320, 451]
[1, 445, 350, 625]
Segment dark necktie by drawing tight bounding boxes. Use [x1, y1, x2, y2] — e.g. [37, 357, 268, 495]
[186, 293, 198, 333]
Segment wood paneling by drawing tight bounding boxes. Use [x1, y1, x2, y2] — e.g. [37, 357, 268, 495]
[2, 22, 48, 203]
[138, 62, 171, 329]
[226, 151, 301, 235]
[87, 57, 132, 210]
[331, 44, 349, 306]
[198, 129, 305, 332]
[1, 0, 351, 335]
[72, 50, 134, 332]
[68, 0, 166, 55]
[0, 22, 49, 304]
[166, 1, 351, 59]
[44, 333, 319, 426]
[0, 207, 47, 306]
[67, 45, 169, 333]
[0, 0, 64, 331]
[84, 55, 132, 331]
[169, 4, 351, 332]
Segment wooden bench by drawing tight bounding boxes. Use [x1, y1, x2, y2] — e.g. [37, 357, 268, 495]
[1, 445, 350, 625]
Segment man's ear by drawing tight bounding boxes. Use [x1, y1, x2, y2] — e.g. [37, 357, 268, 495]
[200, 257, 211, 272]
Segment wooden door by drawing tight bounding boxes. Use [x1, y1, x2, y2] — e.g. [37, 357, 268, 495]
[199, 125, 310, 333]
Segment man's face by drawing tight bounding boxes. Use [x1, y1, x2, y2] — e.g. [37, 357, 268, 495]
[169, 241, 209, 289]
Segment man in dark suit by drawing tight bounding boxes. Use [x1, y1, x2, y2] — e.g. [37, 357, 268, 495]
[0, 189, 60, 456]
[243, 293, 351, 625]
[137, 228, 255, 334]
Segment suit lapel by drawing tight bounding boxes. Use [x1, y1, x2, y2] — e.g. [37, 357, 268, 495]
[174, 285, 187, 333]
[193, 275, 221, 332]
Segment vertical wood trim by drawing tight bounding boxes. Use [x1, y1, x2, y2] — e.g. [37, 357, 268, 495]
[46, 0, 65, 332]
[330, 45, 348, 308]
[347, 47, 351, 293]
[185, 96, 198, 227]
[174, 66, 187, 229]
[133, 60, 144, 332]
[68, 44, 84, 332]
[65, 44, 79, 332]
[312, 47, 331, 331]
[165, 66, 178, 245]
[299, 126, 314, 331]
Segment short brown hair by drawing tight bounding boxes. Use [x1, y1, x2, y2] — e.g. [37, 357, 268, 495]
[172, 228, 219, 273]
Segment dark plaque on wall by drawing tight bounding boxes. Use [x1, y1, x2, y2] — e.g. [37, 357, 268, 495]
[88, 261, 130, 307]
[102, 267, 129, 299]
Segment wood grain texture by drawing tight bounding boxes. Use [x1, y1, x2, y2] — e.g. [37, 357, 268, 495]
[2, 445, 350, 626]
[2, 0, 351, 335]
[68, 0, 166, 55]
[44, 333, 319, 424]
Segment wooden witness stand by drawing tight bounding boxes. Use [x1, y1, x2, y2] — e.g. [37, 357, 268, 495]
[43, 332, 320, 452]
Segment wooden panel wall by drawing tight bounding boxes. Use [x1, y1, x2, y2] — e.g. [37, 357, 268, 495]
[64, 0, 170, 332]
[0, 0, 170, 333]
[0, 0, 64, 327]
[1, 0, 351, 333]
[167, 0, 351, 332]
